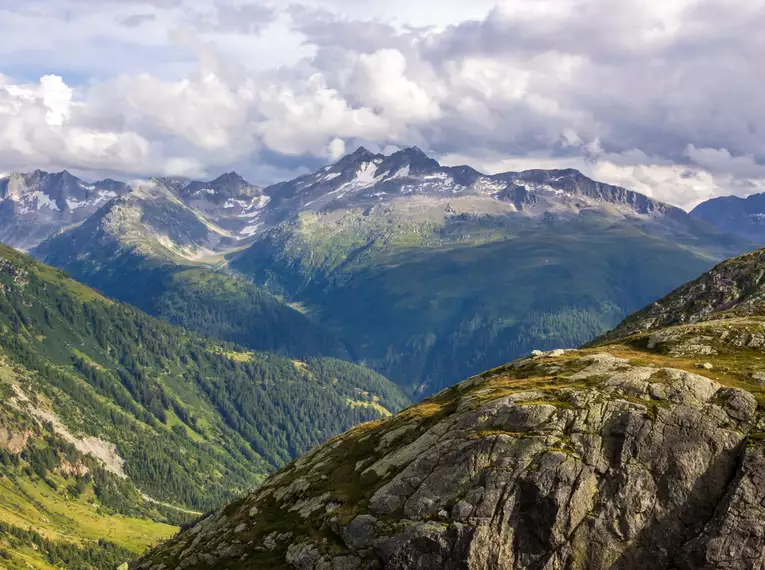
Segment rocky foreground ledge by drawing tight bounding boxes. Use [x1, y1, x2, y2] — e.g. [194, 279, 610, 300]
[135, 331, 765, 570]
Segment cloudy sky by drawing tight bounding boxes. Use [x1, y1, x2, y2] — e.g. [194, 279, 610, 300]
[0, 0, 763, 209]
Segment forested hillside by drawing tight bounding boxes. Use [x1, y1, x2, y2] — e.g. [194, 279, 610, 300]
[0, 243, 409, 568]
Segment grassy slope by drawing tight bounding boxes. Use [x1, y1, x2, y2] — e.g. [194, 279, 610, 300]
[231, 212, 734, 395]
[0, 475, 174, 549]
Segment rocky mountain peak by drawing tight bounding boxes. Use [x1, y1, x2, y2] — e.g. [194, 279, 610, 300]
[1, 169, 128, 204]
[181, 172, 261, 202]
[348, 145, 374, 158]
[333, 146, 382, 169]
[382, 146, 441, 173]
[49, 170, 90, 200]
[210, 171, 246, 185]
[212, 171, 260, 196]
[497, 167, 686, 219]
[0, 170, 131, 250]
[25, 168, 77, 185]
[325, 146, 444, 180]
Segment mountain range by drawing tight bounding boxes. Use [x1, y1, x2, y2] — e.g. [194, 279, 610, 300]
[226, 147, 750, 394]
[1, 147, 754, 398]
[31, 177, 352, 361]
[1, 148, 764, 568]
[137, 246, 765, 570]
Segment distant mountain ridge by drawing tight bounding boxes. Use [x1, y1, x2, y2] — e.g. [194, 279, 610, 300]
[0, 169, 130, 250]
[691, 192, 765, 244]
[259, 146, 688, 226]
[0, 169, 268, 252]
[13, 148, 756, 396]
[3, 148, 718, 253]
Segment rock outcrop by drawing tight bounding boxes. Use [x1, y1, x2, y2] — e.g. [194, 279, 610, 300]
[135, 347, 765, 570]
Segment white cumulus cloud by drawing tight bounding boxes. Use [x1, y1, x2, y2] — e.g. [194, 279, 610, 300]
[0, 0, 763, 209]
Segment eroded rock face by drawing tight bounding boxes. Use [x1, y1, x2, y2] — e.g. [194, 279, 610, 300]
[0, 423, 31, 453]
[135, 351, 765, 570]
[679, 446, 765, 570]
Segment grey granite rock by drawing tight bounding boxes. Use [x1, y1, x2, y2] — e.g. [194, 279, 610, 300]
[135, 347, 765, 570]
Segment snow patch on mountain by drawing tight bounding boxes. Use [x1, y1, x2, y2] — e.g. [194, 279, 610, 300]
[328, 162, 387, 199]
[352, 161, 381, 187]
[392, 165, 410, 179]
[239, 222, 263, 237]
[66, 190, 118, 211]
[19, 191, 60, 213]
[223, 195, 270, 212]
[66, 198, 87, 210]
